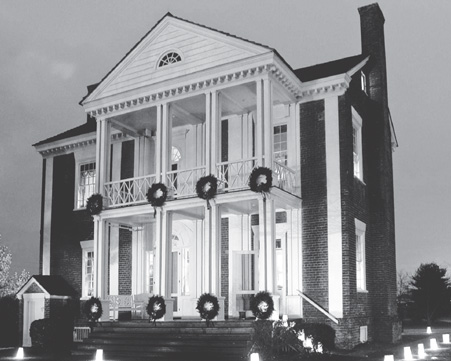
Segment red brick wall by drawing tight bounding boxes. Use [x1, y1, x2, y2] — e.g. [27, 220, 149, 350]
[299, 99, 329, 321]
[220, 217, 229, 317]
[50, 153, 94, 297]
[119, 228, 132, 295]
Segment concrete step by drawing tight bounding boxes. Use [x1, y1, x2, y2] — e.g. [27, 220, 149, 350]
[73, 320, 253, 360]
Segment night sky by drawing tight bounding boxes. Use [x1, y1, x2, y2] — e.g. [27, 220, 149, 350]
[1, 0, 450, 277]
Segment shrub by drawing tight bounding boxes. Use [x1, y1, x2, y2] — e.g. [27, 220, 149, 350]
[292, 321, 335, 351]
[0, 295, 20, 346]
[249, 319, 335, 361]
[30, 317, 73, 352]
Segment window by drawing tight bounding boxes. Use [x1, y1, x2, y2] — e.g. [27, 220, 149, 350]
[360, 71, 367, 94]
[352, 108, 363, 181]
[77, 162, 96, 208]
[80, 240, 94, 297]
[359, 326, 368, 343]
[274, 124, 288, 165]
[355, 219, 367, 292]
[147, 251, 154, 294]
[158, 51, 182, 68]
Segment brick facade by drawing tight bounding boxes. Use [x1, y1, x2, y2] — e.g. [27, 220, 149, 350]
[119, 228, 132, 295]
[220, 217, 229, 317]
[50, 153, 93, 297]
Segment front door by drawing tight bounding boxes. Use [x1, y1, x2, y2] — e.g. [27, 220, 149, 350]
[22, 294, 45, 346]
[170, 222, 194, 317]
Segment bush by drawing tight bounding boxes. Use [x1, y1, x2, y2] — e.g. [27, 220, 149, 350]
[249, 319, 335, 361]
[30, 317, 73, 352]
[0, 295, 20, 346]
[293, 321, 335, 351]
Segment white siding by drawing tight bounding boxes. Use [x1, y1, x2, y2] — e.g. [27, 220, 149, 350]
[101, 24, 260, 98]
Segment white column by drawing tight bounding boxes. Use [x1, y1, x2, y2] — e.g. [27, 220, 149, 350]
[202, 205, 211, 293]
[95, 118, 110, 194]
[255, 80, 264, 165]
[210, 91, 219, 176]
[153, 208, 163, 294]
[205, 92, 212, 174]
[156, 105, 163, 182]
[161, 103, 171, 184]
[263, 78, 274, 168]
[41, 157, 53, 275]
[325, 96, 343, 318]
[109, 226, 119, 295]
[154, 209, 172, 298]
[257, 198, 276, 292]
[161, 211, 172, 298]
[93, 216, 108, 299]
[131, 228, 145, 295]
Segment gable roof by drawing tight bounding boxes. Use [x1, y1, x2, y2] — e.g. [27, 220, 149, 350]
[33, 117, 96, 147]
[16, 275, 77, 297]
[294, 54, 368, 82]
[80, 12, 286, 106]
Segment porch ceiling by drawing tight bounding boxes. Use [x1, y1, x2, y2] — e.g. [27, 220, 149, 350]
[106, 80, 290, 135]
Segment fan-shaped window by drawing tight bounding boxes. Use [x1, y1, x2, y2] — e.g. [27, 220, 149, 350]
[158, 52, 182, 68]
[171, 146, 181, 163]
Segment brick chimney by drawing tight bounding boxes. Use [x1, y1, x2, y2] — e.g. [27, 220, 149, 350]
[358, 3, 388, 107]
[359, 3, 400, 344]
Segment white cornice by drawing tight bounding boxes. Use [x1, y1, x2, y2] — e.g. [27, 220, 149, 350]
[34, 131, 127, 157]
[83, 53, 308, 119]
[297, 73, 352, 103]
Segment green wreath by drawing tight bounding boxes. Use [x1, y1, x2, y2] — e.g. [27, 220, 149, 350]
[250, 291, 274, 320]
[86, 193, 103, 215]
[196, 293, 220, 325]
[146, 295, 166, 324]
[83, 297, 103, 323]
[196, 175, 218, 209]
[146, 183, 168, 217]
[146, 183, 168, 207]
[249, 167, 273, 196]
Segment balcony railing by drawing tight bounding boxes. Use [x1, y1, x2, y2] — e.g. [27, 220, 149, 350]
[166, 166, 206, 198]
[102, 160, 296, 208]
[217, 158, 258, 192]
[272, 161, 296, 193]
[104, 174, 156, 207]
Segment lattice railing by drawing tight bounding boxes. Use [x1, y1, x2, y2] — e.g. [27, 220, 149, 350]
[104, 174, 156, 207]
[273, 161, 296, 193]
[166, 166, 206, 198]
[217, 158, 258, 191]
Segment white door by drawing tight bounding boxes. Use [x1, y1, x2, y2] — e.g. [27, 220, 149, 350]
[22, 294, 45, 346]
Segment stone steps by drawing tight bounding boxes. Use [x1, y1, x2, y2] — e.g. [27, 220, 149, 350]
[73, 320, 254, 361]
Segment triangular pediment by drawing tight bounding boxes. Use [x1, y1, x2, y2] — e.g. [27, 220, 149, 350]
[83, 14, 272, 105]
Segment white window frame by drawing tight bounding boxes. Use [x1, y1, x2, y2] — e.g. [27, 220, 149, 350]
[156, 49, 183, 69]
[355, 219, 367, 292]
[274, 123, 288, 165]
[352, 108, 363, 181]
[75, 160, 96, 209]
[80, 240, 94, 298]
[360, 71, 367, 94]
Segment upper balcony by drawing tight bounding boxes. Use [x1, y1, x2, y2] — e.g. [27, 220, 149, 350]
[93, 78, 300, 211]
[103, 158, 296, 208]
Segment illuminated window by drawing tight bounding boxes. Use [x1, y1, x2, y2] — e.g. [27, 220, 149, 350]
[274, 124, 288, 165]
[171, 146, 181, 163]
[361, 71, 367, 94]
[352, 108, 363, 181]
[77, 162, 96, 208]
[147, 251, 154, 294]
[80, 240, 94, 297]
[355, 219, 367, 292]
[158, 52, 182, 68]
